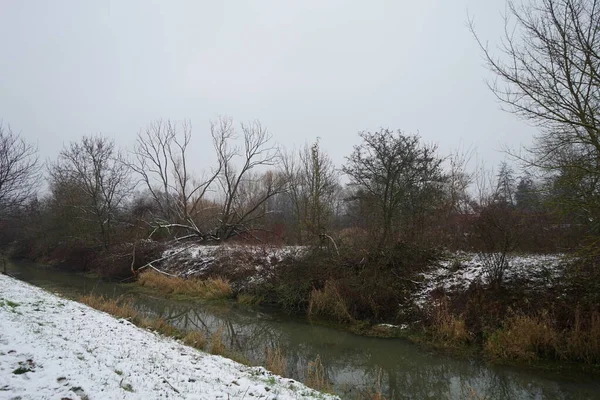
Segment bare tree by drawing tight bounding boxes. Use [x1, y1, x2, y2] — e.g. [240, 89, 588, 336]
[132, 117, 286, 242]
[130, 120, 222, 241]
[49, 136, 131, 249]
[282, 140, 339, 244]
[471, 0, 600, 222]
[0, 122, 39, 215]
[214, 119, 286, 241]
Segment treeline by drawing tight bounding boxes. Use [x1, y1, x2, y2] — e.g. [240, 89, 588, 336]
[0, 117, 590, 271]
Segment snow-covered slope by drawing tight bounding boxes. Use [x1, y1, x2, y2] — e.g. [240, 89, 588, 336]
[413, 252, 570, 307]
[0, 274, 337, 400]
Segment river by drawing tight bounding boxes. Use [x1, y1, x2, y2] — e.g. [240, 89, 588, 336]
[5, 260, 600, 399]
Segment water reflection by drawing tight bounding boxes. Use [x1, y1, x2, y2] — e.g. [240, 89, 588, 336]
[6, 260, 600, 399]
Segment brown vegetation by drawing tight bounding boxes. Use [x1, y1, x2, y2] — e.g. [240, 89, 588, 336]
[308, 280, 354, 323]
[305, 355, 330, 393]
[210, 326, 227, 356]
[265, 345, 287, 376]
[485, 310, 600, 364]
[137, 271, 232, 300]
[79, 295, 137, 320]
[183, 330, 206, 350]
[429, 298, 471, 346]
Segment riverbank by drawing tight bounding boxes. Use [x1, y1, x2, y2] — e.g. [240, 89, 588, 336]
[0, 274, 337, 400]
[147, 244, 600, 372]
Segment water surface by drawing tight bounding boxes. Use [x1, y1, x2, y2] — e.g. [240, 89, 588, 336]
[5, 260, 600, 399]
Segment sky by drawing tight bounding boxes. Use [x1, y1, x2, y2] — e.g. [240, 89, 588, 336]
[0, 0, 537, 174]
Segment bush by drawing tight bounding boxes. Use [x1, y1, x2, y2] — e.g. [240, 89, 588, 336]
[183, 330, 207, 350]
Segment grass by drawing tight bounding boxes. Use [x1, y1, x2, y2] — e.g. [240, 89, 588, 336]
[5, 300, 19, 308]
[308, 280, 354, 323]
[210, 326, 227, 356]
[429, 298, 471, 346]
[485, 312, 557, 362]
[305, 354, 330, 393]
[137, 271, 232, 300]
[79, 295, 137, 320]
[78, 294, 252, 367]
[183, 330, 206, 350]
[485, 310, 600, 364]
[265, 345, 287, 376]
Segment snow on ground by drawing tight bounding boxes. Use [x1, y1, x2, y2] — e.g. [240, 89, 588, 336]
[412, 252, 571, 307]
[161, 244, 307, 278]
[0, 275, 337, 400]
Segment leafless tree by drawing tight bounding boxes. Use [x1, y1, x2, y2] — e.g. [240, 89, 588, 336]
[0, 122, 39, 215]
[471, 0, 600, 220]
[130, 120, 222, 241]
[49, 136, 131, 249]
[282, 140, 339, 244]
[132, 117, 286, 242]
[214, 118, 287, 241]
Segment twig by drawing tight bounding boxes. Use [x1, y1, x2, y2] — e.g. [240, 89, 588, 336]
[162, 377, 180, 393]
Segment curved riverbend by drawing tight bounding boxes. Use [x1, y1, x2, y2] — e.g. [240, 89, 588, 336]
[6, 260, 600, 399]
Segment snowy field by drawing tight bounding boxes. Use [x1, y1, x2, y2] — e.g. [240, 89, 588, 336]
[0, 275, 336, 400]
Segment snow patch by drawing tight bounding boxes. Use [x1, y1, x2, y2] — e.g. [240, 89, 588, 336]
[0, 274, 337, 399]
[412, 252, 570, 308]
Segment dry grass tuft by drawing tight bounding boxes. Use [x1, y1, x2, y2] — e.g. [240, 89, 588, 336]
[562, 310, 600, 364]
[430, 298, 471, 345]
[183, 330, 207, 350]
[357, 367, 387, 400]
[210, 326, 227, 356]
[308, 280, 353, 323]
[265, 345, 287, 376]
[485, 312, 558, 361]
[79, 294, 137, 320]
[305, 354, 330, 393]
[137, 271, 232, 300]
[146, 317, 181, 337]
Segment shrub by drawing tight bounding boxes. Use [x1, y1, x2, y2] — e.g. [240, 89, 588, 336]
[562, 310, 600, 364]
[210, 326, 227, 356]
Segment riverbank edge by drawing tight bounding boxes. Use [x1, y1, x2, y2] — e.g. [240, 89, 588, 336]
[0, 273, 339, 399]
[10, 255, 600, 379]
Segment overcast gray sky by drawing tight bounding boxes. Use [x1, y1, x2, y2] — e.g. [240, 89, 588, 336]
[1, 0, 536, 173]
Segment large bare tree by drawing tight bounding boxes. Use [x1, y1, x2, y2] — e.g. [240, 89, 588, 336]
[471, 0, 600, 223]
[214, 118, 286, 241]
[132, 117, 286, 242]
[0, 123, 39, 215]
[130, 120, 222, 241]
[49, 136, 131, 249]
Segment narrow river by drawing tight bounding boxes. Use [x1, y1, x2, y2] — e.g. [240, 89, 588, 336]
[5, 260, 600, 399]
